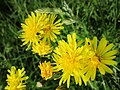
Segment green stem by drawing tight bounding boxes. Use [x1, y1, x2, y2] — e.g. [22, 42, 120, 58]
[88, 81, 95, 89]
[113, 65, 120, 72]
[101, 75, 106, 90]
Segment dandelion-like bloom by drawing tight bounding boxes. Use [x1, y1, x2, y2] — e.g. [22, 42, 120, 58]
[32, 40, 52, 56]
[53, 33, 87, 88]
[38, 61, 53, 80]
[42, 14, 64, 42]
[5, 66, 29, 90]
[82, 37, 118, 81]
[19, 12, 48, 50]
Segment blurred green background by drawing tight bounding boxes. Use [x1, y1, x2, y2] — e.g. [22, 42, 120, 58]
[0, 0, 120, 90]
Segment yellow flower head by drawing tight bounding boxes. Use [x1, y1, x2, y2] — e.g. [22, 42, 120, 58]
[19, 12, 48, 50]
[82, 37, 118, 81]
[32, 40, 52, 56]
[42, 14, 64, 42]
[5, 66, 29, 90]
[39, 61, 53, 80]
[53, 33, 87, 88]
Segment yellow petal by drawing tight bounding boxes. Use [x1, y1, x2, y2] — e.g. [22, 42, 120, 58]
[98, 63, 105, 75]
[72, 33, 77, 50]
[101, 43, 114, 55]
[78, 77, 82, 86]
[79, 72, 87, 85]
[101, 60, 117, 65]
[31, 12, 35, 24]
[85, 65, 92, 81]
[54, 18, 61, 24]
[54, 23, 63, 27]
[81, 65, 89, 74]
[73, 69, 79, 80]
[103, 56, 116, 60]
[92, 36, 97, 51]
[72, 33, 76, 41]
[59, 77, 64, 86]
[102, 50, 118, 57]
[49, 33, 56, 42]
[53, 30, 60, 34]
[74, 73, 79, 84]
[100, 63, 113, 73]
[91, 66, 96, 81]
[67, 34, 72, 45]
[54, 19, 62, 25]
[62, 73, 69, 84]
[67, 76, 70, 88]
[97, 38, 107, 54]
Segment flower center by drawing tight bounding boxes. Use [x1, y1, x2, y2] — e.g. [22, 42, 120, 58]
[42, 69, 52, 79]
[44, 25, 51, 33]
[91, 56, 99, 65]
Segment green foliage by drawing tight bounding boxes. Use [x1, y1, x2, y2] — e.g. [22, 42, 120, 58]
[0, 0, 120, 90]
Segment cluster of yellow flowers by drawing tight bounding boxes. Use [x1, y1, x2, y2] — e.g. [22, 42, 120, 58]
[5, 11, 118, 89]
[19, 12, 64, 56]
[52, 33, 117, 88]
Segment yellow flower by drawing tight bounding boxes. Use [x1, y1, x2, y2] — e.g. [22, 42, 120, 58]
[38, 61, 53, 80]
[5, 66, 29, 90]
[53, 33, 87, 88]
[42, 14, 64, 42]
[82, 37, 118, 81]
[19, 12, 48, 50]
[32, 40, 52, 56]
